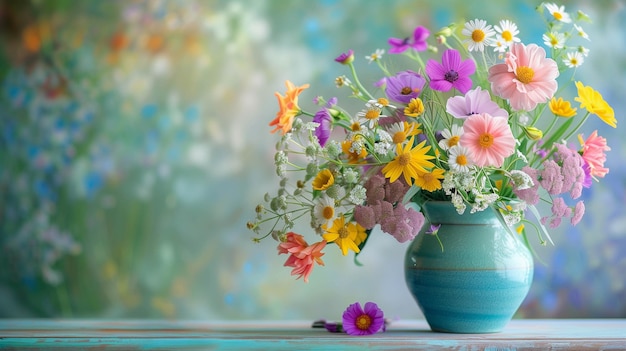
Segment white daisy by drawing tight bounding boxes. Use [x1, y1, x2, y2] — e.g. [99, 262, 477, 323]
[313, 195, 337, 228]
[493, 37, 508, 54]
[462, 19, 496, 52]
[545, 3, 572, 23]
[542, 31, 565, 49]
[356, 104, 386, 129]
[577, 45, 590, 57]
[573, 24, 590, 41]
[448, 145, 473, 173]
[494, 20, 520, 46]
[438, 124, 464, 150]
[365, 49, 385, 64]
[563, 51, 584, 68]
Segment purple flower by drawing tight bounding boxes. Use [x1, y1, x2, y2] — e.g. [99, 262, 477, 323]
[426, 49, 476, 94]
[425, 224, 441, 235]
[385, 70, 425, 104]
[446, 86, 508, 118]
[388, 26, 430, 54]
[313, 108, 332, 146]
[342, 302, 385, 336]
[335, 49, 354, 64]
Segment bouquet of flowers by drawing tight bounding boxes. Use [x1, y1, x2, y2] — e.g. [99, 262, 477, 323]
[248, 2, 615, 283]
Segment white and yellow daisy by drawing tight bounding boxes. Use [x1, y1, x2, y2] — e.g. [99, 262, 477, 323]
[573, 24, 590, 41]
[462, 19, 496, 52]
[356, 104, 386, 129]
[493, 37, 508, 54]
[365, 49, 385, 64]
[494, 20, 520, 47]
[544, 3, 572, 23]
[448, 145, 473, 173]
[438, 124, 464, 151]
[367, 97, 396, 110]
[542, 31, 565, 49]
[563, 51, 584, 68]
[313, 195, 337, 228]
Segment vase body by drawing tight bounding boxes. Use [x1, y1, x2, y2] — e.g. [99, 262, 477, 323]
[404, 201, 533, 333]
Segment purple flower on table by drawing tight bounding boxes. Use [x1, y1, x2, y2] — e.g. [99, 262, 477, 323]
[446, 86, 508, 118]
[388, 26, 430, 54]
[426, 49, 476, 94]
[335, 49, 354, 64]
[342, 302, 385, 335]
[385, 70, 425, 104]
[313, 108, 332, 146]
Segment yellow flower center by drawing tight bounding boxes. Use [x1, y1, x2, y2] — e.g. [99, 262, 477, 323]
[421, 172, 434, 182]
[553, 12, 563, 21]
[338, 227, 349, 239]
[502, 30, 513, 42]
[356, 314, 372, 330]
[392, 131, 407, 144]
[570, 58, 578, 66]
[365, 109, 381, 120]
[456, 154, 468, 166]
[516, 66, 534, 84]
[472, 29, 485, 43]
[351, 122, 361, 132]
[447, 136, 460, 147]
[377, 97, 390, 106]
[479, 133, 494, 148]
[322, 206, 334, 220]
[398, 153, 410, 166]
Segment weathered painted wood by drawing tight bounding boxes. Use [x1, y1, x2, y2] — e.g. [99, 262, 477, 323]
[0, 319, 625, 350]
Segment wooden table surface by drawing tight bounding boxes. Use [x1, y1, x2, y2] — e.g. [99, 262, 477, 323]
[0, 319, 625, 350]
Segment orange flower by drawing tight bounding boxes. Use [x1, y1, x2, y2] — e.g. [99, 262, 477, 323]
[269, 80, 310, 134]
[277, 232, 326, 283]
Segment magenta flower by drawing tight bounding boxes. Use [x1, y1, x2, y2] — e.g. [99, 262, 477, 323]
[388, 26, 430, 54]
[335, 49, 354, 64]
[446, 86, 508, 118]
[425, 49, 476, 94]
[342, 302, 385, 335]
[313, 108, 332, 146]
[385, 70, 426, 104]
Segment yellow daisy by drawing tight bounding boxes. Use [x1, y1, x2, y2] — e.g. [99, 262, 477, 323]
[382, 138, 435, 185]
[549, 97, 577, 117]
[575, 81, 617, 128]
[323, 215, 365, 256]
[415, 168, 445, 192]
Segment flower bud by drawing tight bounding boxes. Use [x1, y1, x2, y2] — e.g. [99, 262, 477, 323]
[523, 126, 543, 140]
[335, 49, 354, 65]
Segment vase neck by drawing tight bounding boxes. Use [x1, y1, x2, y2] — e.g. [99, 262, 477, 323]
[421, 201, 500, 225]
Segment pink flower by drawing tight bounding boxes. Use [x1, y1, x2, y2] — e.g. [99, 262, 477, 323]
[460, 113, 515, 167]
[446, 86, 508, 119]
[388, 26, 430, 54]
[514, 166, 540, 205]
[571, 201, 585, 225]
[425, 49, 476, 93]
[488, 43, 559, 111]
[277, 232, 326, 283]
[580, 130, 611, 179]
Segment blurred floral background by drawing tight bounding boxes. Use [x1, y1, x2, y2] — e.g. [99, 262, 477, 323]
[0, 0, 624, 320]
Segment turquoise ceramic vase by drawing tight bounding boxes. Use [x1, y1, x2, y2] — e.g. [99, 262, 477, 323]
[404, 201, 533, 333]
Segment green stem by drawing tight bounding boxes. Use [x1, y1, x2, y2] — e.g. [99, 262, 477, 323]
[348, 63, 375, 101]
